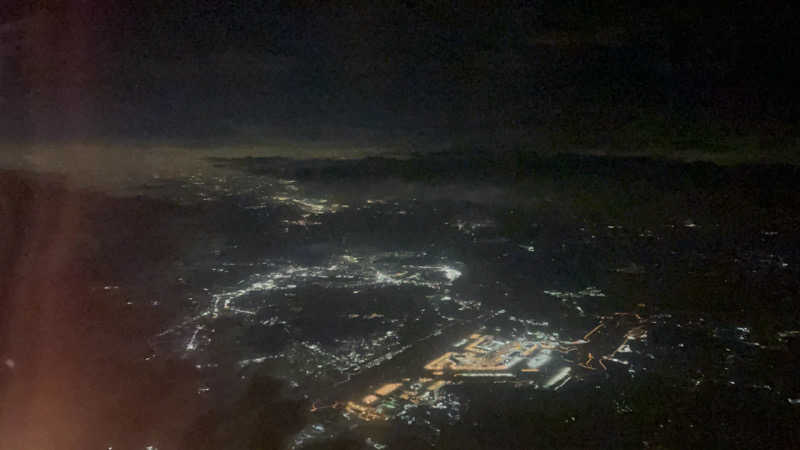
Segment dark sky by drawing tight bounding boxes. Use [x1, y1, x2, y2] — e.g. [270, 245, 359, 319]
[2, 1, 799, 147]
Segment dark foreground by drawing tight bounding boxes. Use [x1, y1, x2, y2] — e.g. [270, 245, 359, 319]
[2, 150, 800, 449]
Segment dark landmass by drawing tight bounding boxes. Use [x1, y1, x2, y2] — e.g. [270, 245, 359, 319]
[2, 146, 800, 448]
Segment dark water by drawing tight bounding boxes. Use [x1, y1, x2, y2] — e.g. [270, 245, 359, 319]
[2, 151, 799, 449]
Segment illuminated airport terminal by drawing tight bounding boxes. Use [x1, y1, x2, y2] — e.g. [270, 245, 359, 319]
[343, 313, 646, 422]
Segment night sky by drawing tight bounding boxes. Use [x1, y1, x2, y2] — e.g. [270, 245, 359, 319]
[2, 1, 799, 152]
